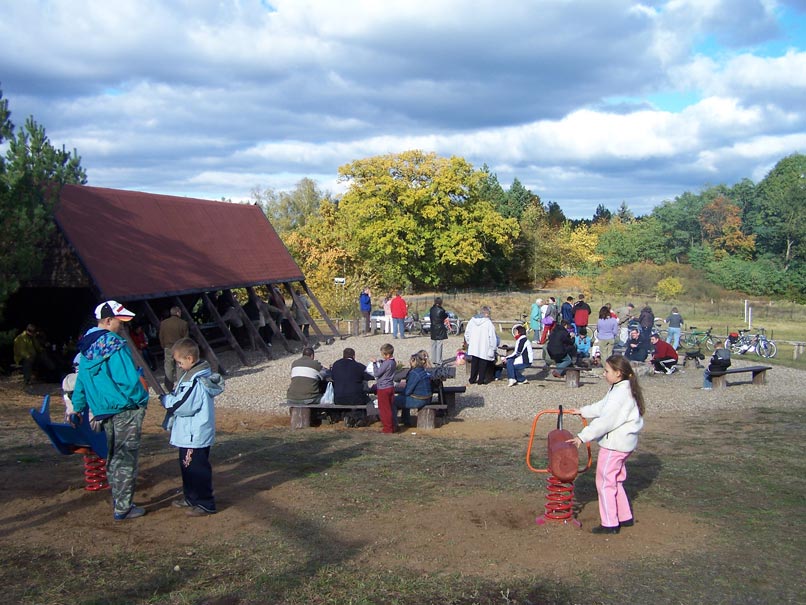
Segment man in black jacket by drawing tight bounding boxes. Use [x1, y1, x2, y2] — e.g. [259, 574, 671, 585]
[547, 321, 576, 378]
[429, 297, 449, 363]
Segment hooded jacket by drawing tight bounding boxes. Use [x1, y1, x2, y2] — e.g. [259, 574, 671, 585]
[464, 315, 498, 361]
[161, 360, 223, 448]
[72, 328, 149, 418]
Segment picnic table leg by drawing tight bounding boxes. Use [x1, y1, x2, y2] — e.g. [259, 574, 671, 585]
[417, 407, 438, 430]
[290, 406, 312, 429]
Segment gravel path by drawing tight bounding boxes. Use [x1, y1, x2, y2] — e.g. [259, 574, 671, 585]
[217, 332, 806, 421]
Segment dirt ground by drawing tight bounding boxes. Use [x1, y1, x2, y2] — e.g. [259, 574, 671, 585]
[0, 377, 711, 584]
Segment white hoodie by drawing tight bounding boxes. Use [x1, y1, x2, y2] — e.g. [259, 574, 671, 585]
[464, 315, 498, 361]
[577, 380, 644, 453]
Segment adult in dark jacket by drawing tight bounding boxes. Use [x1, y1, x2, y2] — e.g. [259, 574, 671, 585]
[359, 288, 372, 335]
[638, 304, 654, 344]
[547, 321, 576, 377]
[572, 294, 592, 335]
[330, 348, 373, 404]
[429, 297, 449, 363]
[624, 327, 648, 362]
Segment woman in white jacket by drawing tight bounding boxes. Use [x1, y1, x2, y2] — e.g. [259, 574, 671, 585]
[464, 306, 499, 385]
[567, 355, 645, 534]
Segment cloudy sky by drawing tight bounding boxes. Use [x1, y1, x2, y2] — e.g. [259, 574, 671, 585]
[1, 0, 805, 218]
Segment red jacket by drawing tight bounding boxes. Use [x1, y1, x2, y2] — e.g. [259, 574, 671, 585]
[652, 339, 678, 361]
[390, 295, 407, 319]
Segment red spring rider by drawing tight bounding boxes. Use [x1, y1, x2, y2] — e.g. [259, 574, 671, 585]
[526, 404, 591, 526]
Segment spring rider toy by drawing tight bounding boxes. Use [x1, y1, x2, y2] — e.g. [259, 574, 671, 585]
[30, 394, 109, 491]
[526, 404, 591, 526]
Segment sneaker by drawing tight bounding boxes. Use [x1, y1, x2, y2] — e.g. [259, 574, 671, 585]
[619, 519, 635, 528]
[186, 505, 216, 517]
[701, 387, 712, 391]
[519, 379, 528, 385]
[591, 524, 620, 534]
[508, 379, 517, 387]
[114, 506, 146, 521]
[172, 498, 191, 508]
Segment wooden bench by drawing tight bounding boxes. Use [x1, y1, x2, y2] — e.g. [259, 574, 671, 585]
[709, 365, 772, 389]
[285, 403, 378, 429]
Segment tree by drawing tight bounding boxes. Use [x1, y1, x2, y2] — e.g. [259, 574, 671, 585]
[751, 153, 806, 270]
[545, 201, 566, 227]
[253, 177, 326, 235]
[592, 204, 612, 224]
[615, 202, 634, 222]
[698, 195, 755, 260]
[517, 200, 561, 287]
[500, 178, 537, 220]
[336, 150, 518, 289]
[0, 90, 86, 315]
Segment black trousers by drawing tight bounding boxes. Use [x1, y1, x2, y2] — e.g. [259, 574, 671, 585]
[469, 356, 494, 384]
[179, 446, 216, 512]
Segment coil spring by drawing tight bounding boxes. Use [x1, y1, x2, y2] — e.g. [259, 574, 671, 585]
[83, 454, 109, 491]
[543, 475, 574, 521]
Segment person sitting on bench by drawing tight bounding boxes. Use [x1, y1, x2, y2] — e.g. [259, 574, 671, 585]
[328, 347, 374, 425]
[393, 351, 433, 427]
[649, 333, 679, 374]
[286, 347, 326, 405]
[702, 340, 731, 390]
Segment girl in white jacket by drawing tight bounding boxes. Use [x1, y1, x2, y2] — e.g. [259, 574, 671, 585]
[567, 355, 645, 534]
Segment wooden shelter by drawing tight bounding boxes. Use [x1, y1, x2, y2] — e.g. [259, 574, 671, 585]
[15, 184, 340, 392]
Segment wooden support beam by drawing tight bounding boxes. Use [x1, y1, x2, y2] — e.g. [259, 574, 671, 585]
[280, 282, 308, 345]
[120, 322, 165, 397]
[223, 289, 271, 361]
[172, 296, 226, 375]
[300, 280, 340, 344]
[201, 293, 249, 366]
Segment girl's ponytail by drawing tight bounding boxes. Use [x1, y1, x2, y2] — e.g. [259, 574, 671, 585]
[605, 354, 645, 416]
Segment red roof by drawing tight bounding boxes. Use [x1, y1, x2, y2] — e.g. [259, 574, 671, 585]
[54, 185, 304, 301]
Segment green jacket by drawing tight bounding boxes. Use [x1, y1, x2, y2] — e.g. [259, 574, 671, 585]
[72, 328, 148, 418]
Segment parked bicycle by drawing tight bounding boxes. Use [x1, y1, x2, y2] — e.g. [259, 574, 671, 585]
[726, 329, 777, 358]
[682, 326, 715, 351]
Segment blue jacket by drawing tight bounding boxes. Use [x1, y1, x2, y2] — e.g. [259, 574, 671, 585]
[72, 328, 149, 418]
[162, 360, 223, 448]
[359, 292, 372, 312]
[401, 366, 432, 408]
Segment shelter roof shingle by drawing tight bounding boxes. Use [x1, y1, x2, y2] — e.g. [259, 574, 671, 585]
[54, 185, 304, 301]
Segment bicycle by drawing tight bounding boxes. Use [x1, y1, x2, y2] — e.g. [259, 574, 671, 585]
[755, 330, 777, 358]
[653, 319, 668, 341]
[727, 329, 778, 358]
[682, 326, 715, 351]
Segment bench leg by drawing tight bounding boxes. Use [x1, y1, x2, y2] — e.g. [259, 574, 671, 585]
[565, 369, 580, 388]
[752, 370, 767, 385]
[711, 375, 727, 389]
[417, 407, 437, 430]
[290, 407, 311, 429]
[442, 392, 456, 412]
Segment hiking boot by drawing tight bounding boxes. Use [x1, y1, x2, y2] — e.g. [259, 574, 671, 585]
[114, 506, 146, 521]
[172, 498, 191, 508]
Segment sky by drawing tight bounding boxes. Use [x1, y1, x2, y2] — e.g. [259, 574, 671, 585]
[1, 0, 805, 219]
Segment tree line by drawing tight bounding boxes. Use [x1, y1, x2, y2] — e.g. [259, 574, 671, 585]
[255, 150, 805, 314]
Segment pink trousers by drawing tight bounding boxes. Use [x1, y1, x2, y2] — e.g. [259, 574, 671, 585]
[595, 447, 633, 528]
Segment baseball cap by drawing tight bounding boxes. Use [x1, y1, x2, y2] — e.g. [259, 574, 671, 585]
[95, 300, 135, 321]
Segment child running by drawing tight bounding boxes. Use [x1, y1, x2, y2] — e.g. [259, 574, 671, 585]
[567, 354, 645, 534]
[371, 343, 397, 433]
[161, 338, 224, 516]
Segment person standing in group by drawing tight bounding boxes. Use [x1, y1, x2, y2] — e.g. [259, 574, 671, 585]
[429, 296, 449, 363]
[71, 301, 150, 521]
[665, 306, 684, 350]
[359, 287, 372, 335]
[159, 306, 189, 391]
[596, 305, 619, 361]
[371, 343, 397, 433]
[616, 303, 635, 344]
[382, 295, 393, 335]
[561, 296, 575, 328]
[464, 306, 499, 385]
[390, 290, 408, 339]
[566, 355, 645, 534]
[529, 298, 543, 343]
[291, 289, 311, 338]
[161, 338, 224, 517]
[572, 294, 592, 336]
[638, 304, 654, 345]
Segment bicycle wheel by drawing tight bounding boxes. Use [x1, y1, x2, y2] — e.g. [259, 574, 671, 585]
[757, 340, 777, 358]
[704, 337, 715, 352]
[511, 323, 524, 338]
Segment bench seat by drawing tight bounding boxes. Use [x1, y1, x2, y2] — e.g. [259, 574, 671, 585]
[709, 365, 771, 389]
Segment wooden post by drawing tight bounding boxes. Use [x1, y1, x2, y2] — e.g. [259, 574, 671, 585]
[223, 289, 272, 361]
[417, 407, 438, 430]
[565, 368, 580, 388]
[281, 282, 309, 344]
[299, 280, 342, 343]
[120, 322, 165, 396]
[201, 293, 249, 366]
[290, 406, 311, 429]
[171, 297, 226, 375]
[247, 286, 292, 354]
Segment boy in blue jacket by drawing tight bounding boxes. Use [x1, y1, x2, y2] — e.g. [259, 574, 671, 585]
[161, 338, 224, 516]
[72, 301, 149, 521]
